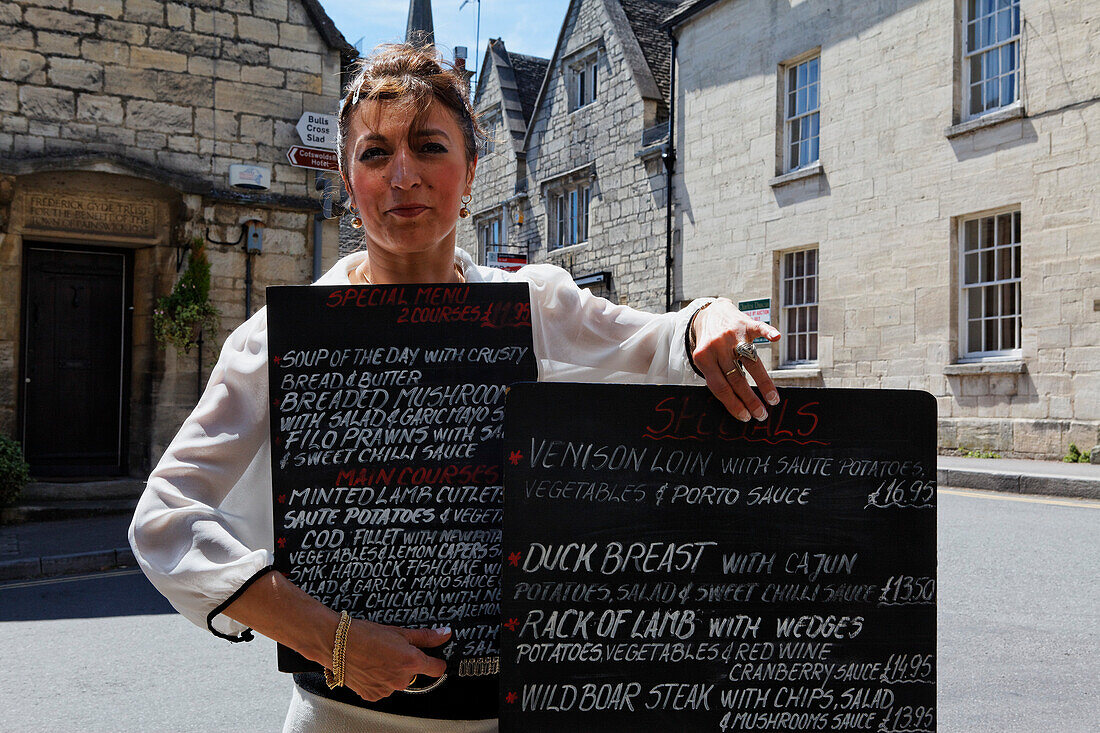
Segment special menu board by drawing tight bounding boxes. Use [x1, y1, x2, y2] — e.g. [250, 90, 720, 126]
[266, 283, 536, 693]
[501, 384, 936, 733]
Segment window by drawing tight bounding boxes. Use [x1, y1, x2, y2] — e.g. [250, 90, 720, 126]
[571, 55, 598, 110]
[479, 112, 498, 156]
[784, 55, 820, 172]
[781, 249, 818, 364]
[478, 214, 503, 257]
[960, 210, 1021, 357]
[964, 0, 1021, 119]
[551, 184, 590, 249]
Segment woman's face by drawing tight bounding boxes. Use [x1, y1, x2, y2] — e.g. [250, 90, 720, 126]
[343, 99, 476, 261]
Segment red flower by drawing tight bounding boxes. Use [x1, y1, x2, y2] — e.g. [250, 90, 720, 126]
[503, 617, 518, 632]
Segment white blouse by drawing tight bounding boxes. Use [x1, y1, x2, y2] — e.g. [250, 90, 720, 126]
[129, 248, 707, 639]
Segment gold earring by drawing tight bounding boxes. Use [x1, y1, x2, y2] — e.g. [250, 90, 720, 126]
[459, 194, 471, 219]
[347, 203, 362, 229]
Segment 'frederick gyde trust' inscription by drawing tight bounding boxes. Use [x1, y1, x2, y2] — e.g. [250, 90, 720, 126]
[25, 193, 156, 237]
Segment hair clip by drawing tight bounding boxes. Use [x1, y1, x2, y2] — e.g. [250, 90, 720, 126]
[339, 81, 364, 116]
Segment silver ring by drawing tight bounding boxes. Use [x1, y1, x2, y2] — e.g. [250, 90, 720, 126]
[735, 341, 759, 363]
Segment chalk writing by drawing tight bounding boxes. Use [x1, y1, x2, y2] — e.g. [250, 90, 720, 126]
[500, 384, 936, 731]
[267, 283, 535, 720]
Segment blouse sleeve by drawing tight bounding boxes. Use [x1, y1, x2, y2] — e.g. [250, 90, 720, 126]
[516, 263, 711, 384]
[128, 308, 275, 641]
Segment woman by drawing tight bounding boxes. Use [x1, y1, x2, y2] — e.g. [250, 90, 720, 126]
[130, 44, 781, 732]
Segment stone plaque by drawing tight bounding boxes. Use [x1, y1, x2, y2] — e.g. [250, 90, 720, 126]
[25, 194, 157, 238]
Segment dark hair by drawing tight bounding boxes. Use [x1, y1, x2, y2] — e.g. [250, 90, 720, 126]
[337, 44, 484, 181]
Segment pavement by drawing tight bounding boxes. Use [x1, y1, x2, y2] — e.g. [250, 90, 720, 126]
[0, 455, 1097, 583]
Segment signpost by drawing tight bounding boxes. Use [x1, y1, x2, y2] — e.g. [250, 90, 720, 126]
[486, 252, 527, 272]
[296, 111, 337, 149]
[286, 145, 339, 171]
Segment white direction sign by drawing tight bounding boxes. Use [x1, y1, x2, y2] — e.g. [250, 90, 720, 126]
[296, 112, 337, 150]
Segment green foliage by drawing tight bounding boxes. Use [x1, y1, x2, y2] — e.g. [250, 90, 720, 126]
[963, 449, 1000, 459]
[1063, 443, 1091, 463]
[0, 434, 30, 507]
[153, 238, 220, 354]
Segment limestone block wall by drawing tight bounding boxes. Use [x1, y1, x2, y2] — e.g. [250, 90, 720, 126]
[456, 55, 520, 263]
[673, 0, 1099, 457]
[0, 0, 343, 195]
[0, 0, 346, 471]
[521, 0, 668, 310]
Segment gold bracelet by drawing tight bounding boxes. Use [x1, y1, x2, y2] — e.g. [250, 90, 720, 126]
[324, 611, 351, 689]
[685, 300, 713, 377]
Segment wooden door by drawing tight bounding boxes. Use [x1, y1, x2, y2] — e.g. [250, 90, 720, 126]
[21, 246, 131, 476]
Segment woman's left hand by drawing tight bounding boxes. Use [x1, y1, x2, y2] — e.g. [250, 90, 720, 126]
[690, 298, 782, 421]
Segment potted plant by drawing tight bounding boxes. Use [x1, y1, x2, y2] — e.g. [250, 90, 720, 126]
[153, 238, 220, 353]
[0, 435, 29, 508]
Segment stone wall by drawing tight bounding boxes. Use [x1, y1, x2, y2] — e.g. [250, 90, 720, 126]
[0, 0, 342, 194]
[673, 0, 1100, 457]
[456, 48, 520, 264]
[0, 0, 346, 473]
[525, 0, 669, 310]
[461, 0, 670, 311]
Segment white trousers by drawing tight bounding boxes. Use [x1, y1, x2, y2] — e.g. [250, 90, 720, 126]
[283, 684, 499, 733]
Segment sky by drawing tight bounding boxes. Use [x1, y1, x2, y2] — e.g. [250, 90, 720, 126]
[318, 0, 571, 84]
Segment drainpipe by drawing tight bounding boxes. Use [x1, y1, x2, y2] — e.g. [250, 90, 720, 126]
[314, 170, 332, 282]
[313, 214, 324, 282]
[663, 32, 678, 313]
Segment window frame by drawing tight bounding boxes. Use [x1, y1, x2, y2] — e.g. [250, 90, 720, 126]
[549, 182, 591, 250]
[478, 109, 500, 157]
[476, 211, 505, 264]
[957, 207, 1022, 360]
[781, 53, 821, 174]
[567, 51, 599, 111]
[962, 0, 1021, 121]
[779, 247, 819, 366]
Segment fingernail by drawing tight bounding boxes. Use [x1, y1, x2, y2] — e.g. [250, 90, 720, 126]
[437, 626, 451, 636]
[766, 391, 780, 405]
[753, 409, 768, 421]
[737, 410, 751, 422]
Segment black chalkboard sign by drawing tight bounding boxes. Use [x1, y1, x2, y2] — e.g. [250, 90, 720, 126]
[266, 283, 535, 716]
[501, 384, 936, 733]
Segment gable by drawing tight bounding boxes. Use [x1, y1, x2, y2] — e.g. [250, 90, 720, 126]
[523, 0, 677, 149]
[300, 0, 357, 58]
[473, 39, 550, 154]
[619, 0, 680, 120]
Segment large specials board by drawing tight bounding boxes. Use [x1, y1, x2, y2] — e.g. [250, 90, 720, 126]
[501, 384, 936, 733]
[266, 283, 535, 716]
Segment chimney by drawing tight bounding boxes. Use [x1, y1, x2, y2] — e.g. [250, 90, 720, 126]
[454, 46, 473, 95]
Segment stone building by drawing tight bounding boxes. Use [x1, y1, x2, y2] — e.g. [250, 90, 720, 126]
[0, 0, 354, 478]
[457, 38, 547, 272]
[457, 0, 678, 308]
[666, 0, 1099, 457]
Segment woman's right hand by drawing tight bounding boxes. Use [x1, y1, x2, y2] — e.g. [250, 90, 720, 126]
[342, 620, 451, 701]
